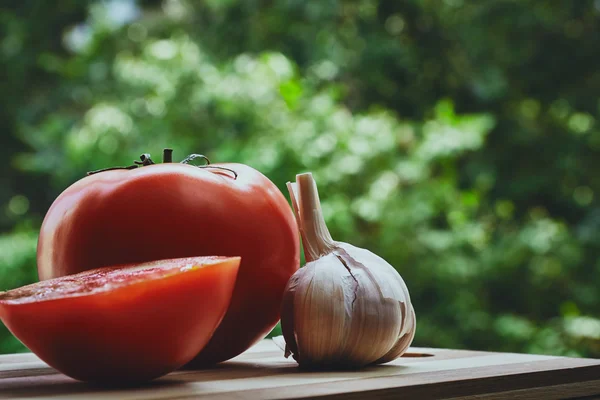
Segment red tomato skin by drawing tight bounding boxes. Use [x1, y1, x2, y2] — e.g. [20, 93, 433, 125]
[37, 163, 300, 365]
[0, 257, 240, 383]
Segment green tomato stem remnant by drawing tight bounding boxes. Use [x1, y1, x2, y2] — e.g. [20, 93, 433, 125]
[86, 148, 238, 179]
[163, 148, 173, 163]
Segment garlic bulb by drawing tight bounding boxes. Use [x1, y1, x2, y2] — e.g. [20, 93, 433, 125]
[278, 172, 416, 369]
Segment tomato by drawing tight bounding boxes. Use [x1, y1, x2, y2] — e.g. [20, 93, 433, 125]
[37, 155, 300, 366]
[0, 256, 240, 383]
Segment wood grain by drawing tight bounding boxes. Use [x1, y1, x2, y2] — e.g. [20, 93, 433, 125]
[0, 340, 598, 399]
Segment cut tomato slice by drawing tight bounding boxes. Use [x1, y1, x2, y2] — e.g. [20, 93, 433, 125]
[0, 256, 240, 383]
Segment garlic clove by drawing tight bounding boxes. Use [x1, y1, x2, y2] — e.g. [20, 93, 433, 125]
[376, 304, 416, 364]
[282, 255, 356, 367]
[333, 245, 408, 366]
[280, 263, 310, 361]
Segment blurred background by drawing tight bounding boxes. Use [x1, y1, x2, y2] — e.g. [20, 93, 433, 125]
[1, 0, 600, 357]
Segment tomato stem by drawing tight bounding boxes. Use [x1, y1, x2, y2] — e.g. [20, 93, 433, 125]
[163, 148, 173, 163]
[180, 153, 210, 166]
[134, 154, 155, 166]
[86, 149, 238, 179]
[202, 165, 239, 179]
[87, 165, 138, 176]
[180, 154, 238, 179]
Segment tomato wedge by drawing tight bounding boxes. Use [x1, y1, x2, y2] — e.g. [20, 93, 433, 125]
[0, 256, 240, 383]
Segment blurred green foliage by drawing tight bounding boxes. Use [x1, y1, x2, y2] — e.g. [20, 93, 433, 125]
[1, 0, 599, 357]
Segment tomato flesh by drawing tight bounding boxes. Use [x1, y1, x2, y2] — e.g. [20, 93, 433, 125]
[0, 256, 240, 383]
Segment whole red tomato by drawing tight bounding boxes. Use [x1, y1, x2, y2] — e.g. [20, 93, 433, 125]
[37, 151, 300, 366]
[0, 256, 240, 383]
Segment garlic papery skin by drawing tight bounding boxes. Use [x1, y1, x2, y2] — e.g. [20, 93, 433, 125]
[279, 172, 416, 369]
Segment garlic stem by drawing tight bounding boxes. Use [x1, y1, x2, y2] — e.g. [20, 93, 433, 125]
[287, 173, 335, 262]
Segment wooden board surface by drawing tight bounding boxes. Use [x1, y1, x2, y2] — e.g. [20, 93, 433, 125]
[0, 340, 599, 399]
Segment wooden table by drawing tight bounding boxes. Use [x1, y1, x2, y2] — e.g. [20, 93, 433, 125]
[1, 340, 599, 399]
